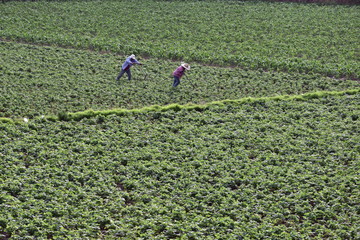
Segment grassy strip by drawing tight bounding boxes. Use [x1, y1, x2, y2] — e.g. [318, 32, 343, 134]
[53, 88, 360, 122]
[0, 117, 14, 124]
[3, 88, 358, 124]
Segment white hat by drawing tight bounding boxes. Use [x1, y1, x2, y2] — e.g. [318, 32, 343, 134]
[181, 62, 190, 70]
[129, 54, 136, 59]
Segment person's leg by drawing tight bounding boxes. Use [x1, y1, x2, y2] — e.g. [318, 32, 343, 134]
[126, 69, 131, 81]
[173, 76, 180, 87]
[116, 69, 125, 81]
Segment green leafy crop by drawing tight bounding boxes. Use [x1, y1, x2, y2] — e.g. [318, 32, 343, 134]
[0, 0, 359, 239]
[1, 41, 358, 119]
[0, 94, 359, 239]
[1, 0, 359, 78]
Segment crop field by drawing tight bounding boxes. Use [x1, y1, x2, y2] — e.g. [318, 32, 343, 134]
[1, 0, 359, 239]
[1, 0, 359, 78]
[1, 93, 360, 239]
[1, 41, 359, 119]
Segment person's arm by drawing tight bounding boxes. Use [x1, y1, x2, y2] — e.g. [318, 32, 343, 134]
[132, 59, 142, 65]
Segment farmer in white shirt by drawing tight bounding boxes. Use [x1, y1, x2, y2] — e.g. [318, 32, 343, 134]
[116, 54, 142, 82]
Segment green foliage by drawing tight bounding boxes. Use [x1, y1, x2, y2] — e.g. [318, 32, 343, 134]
[1, 41, 358, 119]
[0, 118, 13, 124]
[1, 0, 359, 239]
[0, 94, 359, 238]
[38, 88, 360, 121]
[0, 0, 359, 78]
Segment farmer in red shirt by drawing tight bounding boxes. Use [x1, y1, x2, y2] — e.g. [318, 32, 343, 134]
[172, 62, 190, 87]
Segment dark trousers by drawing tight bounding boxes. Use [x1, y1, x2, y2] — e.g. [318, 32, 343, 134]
[116, 69, 131, 81]
[173, 76, 180, 87]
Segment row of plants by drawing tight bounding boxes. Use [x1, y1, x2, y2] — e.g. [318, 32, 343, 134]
[1, 93, 359, 239]
[1, 87, 358, 124]
[1, 41, 358, 119]
[1, 1, 359, 239]
[1, 0, 359, 78]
